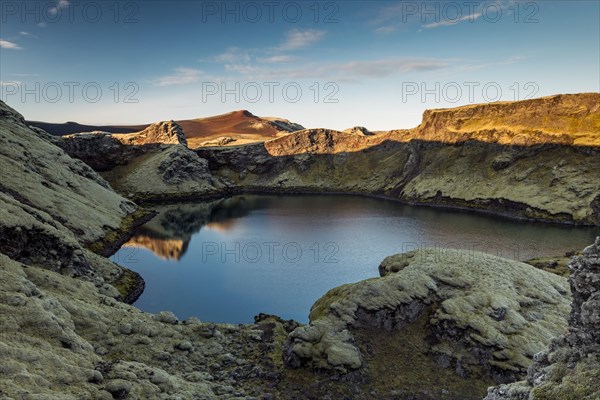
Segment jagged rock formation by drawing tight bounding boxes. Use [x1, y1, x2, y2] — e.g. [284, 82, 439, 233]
[55, 121, 187, 171]
[343, 126, 374, 136]
[485, 237, 600, 400]
[53, 131, 137, 171]
[114, 120, 188, 146]
[263, 116, 305, 133]
[102, 144, 221, 202]
[53, 121, 223, 202]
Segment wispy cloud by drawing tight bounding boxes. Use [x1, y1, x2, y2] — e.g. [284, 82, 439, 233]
[375, 26, 397, 35]
[49, 0, 70, 15]
[19, 31, 38, 38]
[279, 29, 326, 51]
[152, 67, 203, 86]
[0, 40, 21, 50]
[257, 55, 295, 63]
[206, 29, 325, 72]
[212, 47, 251, 63]
[422, 12, 482, 29]
[223, 57, 448, 81]
[456, 56, 527, 72]
[371, 3, 485, 34]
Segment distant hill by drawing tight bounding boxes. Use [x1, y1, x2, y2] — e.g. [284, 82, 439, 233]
[27, 110, 304, 148]
[26, 120, 148, 136]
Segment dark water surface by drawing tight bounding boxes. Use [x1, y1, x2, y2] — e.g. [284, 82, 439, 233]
[113, 195, 598, 323]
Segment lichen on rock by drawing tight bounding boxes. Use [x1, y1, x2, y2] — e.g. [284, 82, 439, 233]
[485, 237, 600, 400]
[284, 248, 570, 383]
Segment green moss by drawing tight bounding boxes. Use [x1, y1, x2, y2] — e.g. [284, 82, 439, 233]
[525, 256, 573, 277]
[353, 308, 493, 399]
[532, 367, 600, 400]
[87, 208, 152, 256]
[112, 267, 144, 303]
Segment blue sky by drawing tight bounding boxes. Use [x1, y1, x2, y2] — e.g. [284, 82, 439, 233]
[1, 0, 599, 130]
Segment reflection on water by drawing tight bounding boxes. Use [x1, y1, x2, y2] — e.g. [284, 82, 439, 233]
[114, 195, 598, 323]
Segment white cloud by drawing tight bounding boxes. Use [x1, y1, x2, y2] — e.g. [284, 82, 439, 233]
[338, 58, 447, 77]
[38, 22, 48, 28]
[375, 26, 397, 35]
[0, 40, 21, 50]
[49, 0, 70, 15]
[213, 47, 251, 63]
[279, 29, 326, 51]
[19, 31, 38, 38]
[422, 12, 482, 29]
[257, 55, 295, 63]
[152, 68, 203, 86]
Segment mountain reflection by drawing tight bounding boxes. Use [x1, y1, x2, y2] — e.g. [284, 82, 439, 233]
[122, 196, 276, 259]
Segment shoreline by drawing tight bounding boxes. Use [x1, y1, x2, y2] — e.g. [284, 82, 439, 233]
[131, 188, 599, 227]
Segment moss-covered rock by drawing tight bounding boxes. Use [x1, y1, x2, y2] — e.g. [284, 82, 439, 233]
[284, 249, 570, 384]
[485, 237, 600, 400]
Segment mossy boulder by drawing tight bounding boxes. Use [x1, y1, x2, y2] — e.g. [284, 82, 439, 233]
[284, 248, 570, 383]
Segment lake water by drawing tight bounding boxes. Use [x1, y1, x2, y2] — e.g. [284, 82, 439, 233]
[113, 195, 598, 324]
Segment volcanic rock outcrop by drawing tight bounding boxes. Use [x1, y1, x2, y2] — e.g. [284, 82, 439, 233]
[53, 120, 223, 202]
[115, 120, 188, 146]
[343, 126, 374, 136]
[485, 237, 600, 400]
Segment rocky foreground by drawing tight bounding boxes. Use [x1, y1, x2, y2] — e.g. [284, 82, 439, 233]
[1, 95, 599, 399]
[485, 238, 600, 400]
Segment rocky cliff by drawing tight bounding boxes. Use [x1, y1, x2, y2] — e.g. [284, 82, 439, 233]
[410, 93, 600, 146]
[199, 136, 600, 225]
[114, 120, 188, 146]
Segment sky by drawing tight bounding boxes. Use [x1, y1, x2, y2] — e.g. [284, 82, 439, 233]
[1, 0, 599, 130]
